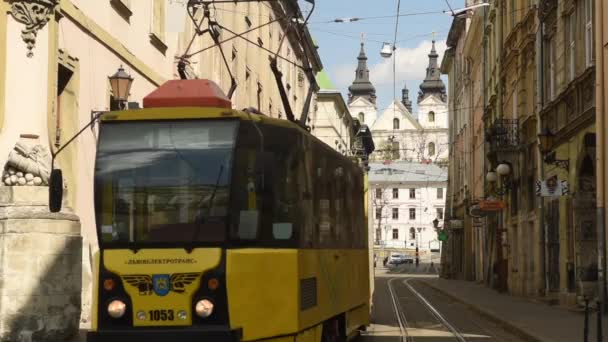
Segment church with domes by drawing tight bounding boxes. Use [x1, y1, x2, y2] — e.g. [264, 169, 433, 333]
[347, 41, 449, 164]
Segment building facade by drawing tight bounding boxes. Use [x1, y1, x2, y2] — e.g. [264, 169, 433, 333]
[369, 162, 447, 253]
[442, 0, 600, 307]
[346, 41, 450, 165]
[0, 0, 321, 335]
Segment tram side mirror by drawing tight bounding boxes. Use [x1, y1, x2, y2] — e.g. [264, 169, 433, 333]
[49, 169, 63, 213]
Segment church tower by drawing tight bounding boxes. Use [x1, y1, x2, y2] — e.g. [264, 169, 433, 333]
[348, 42, 377, 104]
[348, 41, 378, 127]
[418, 40, 447, 104]
[401, 83, 413, 113]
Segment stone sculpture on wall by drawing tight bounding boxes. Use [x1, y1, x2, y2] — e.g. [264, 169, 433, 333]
[8, 0, 61, 57]
[2, 135, 51, 186]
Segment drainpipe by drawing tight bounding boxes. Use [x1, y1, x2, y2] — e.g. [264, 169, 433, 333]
[595, 0, 607, 312]
[536, 0, 548, 295]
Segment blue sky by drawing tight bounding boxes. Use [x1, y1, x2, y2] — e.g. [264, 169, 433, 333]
[306, 0, 455, 114]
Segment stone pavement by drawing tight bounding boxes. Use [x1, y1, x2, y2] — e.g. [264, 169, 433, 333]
[421, 278, 608, 342]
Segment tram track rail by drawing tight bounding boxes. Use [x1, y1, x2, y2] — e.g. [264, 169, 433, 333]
[387, 277, 467, 342]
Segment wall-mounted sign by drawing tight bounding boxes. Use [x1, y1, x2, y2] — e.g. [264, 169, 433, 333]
[535, 178, 569, 197]
[469, 203, 488, 218]
[448, 220, 463, 229]
[479, 199, 505, 211]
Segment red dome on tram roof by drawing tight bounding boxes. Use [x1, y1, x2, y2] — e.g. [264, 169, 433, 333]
[143, 79, 232, 109]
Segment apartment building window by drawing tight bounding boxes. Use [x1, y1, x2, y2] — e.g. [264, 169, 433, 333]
[510, 0, 516, 29]
[567, 13, 576, 81]
[392, 208, 399, 220]
[150, 0, 167, 54]
[409, 188, 416, 199]
[545, 36, 556, 102]
[585, 0, 594, 67]
[409, 227, 416, 239]
[376, 188, 382, 199]
[392, 229, 399, 240]
[393, 118, 400, 129]
[512, 85, 518, 120]
[376, 229, 382, 241]
[376, 208, 382, 220]
[437, 208, 444, 220]
[437, 188, 444, 199]
[392, 188, 399, 199]
[409, 208, 416, 220]
[110, 0, 132, 22]
[428, 142, 435, 156]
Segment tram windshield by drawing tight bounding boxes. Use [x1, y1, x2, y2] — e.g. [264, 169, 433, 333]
[94, 120, 237, 245]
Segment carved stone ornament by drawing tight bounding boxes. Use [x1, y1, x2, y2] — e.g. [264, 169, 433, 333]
[9, 0, 60, 57]
[2, 135, 51, 186]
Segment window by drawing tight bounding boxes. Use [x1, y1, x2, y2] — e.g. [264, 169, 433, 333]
[512, 84, 518, 120]
[546, 36, 556, 101]
[567, 13, 575, 81]
[437, 208, 444, 219]
[437, 188, 443, 199]
[391, 141, 400, 160]
[376, 208, 382, 219]
[392, 208, 399, 220]
[376, 188, 382, 199]
[376, 229, 381, 241]
[358, 112, 365, 123]
[392, 188, 399, 199]
[510, 0, 516, 29]
[428, 111, 435, 122]
[409, 188, 416, 199]
[409, 208, 416, 220]
[392, 229, 399, 240]
[393, 118, 400, 129]
[428, 142, 435, 156]
[150, 0, 167, 53]
[110, 0, 132, 22]
[585, 0, 594, 67]
[409, 227, 416, 240]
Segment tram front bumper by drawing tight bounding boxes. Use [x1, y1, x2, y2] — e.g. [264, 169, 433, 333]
[87, 327, 242, 342]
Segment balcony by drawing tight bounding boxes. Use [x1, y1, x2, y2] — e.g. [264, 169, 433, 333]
[486, 119, 520, 153]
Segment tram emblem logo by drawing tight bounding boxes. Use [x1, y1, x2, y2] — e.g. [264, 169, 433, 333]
[122, 273, 201, 296]
[152, 274, 171, 296]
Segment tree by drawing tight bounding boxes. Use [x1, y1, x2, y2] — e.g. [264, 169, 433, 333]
[372, 187, 391, 246]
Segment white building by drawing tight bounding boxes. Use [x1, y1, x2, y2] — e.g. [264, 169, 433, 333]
[369, 162, 447, 251]
[346, 41, 449, 164]
[311, 70, 356, 153]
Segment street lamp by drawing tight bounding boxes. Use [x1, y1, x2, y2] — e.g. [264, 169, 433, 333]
[538, 127, 569, 170]
[380, 42, 393, 58]
[109, 65, 134, 110]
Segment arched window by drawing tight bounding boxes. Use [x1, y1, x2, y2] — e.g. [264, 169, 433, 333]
[409, 227, 416, 240]
[428, 142, 436, 156]
[429, 111, 435, 122]
[393, 118, 400, 129]
[358, 112, 365, 123]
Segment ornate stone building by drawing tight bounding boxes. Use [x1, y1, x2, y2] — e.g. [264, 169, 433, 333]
[346, 41, 449, 165]
[442, 0, 598, 308]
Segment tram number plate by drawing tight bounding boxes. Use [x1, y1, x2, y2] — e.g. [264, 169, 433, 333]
[148, 309, 174, 321]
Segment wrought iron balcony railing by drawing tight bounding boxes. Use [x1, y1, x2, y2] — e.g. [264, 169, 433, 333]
[487, 119, 520, 152]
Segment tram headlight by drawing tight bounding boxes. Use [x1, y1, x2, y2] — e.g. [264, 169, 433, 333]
[107, 299, 126, 318]
[195, 299, 214, 318]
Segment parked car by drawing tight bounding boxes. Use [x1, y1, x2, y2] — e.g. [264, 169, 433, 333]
[389, 253, 414, 265]
[388, 253, 406, 265]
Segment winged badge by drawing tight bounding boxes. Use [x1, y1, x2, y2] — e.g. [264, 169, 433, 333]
[121, 273, 201, 296]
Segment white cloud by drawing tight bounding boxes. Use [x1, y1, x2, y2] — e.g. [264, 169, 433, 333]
[370, 40, 447, 87]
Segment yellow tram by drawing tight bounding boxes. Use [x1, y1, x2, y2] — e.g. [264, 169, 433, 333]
[79, 79, 370, 341]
